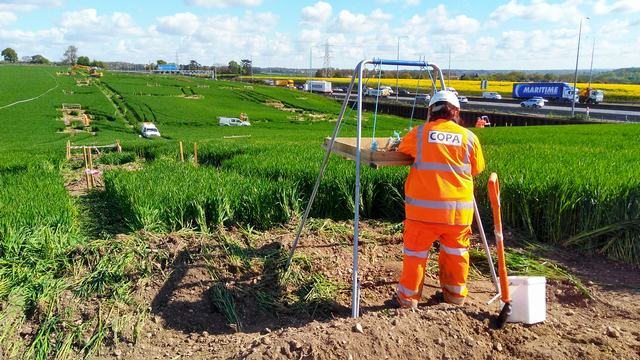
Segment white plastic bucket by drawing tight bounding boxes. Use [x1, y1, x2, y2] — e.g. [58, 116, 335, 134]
[501, 276, 546, 324]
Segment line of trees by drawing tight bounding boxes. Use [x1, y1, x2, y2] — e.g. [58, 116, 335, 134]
[1, 45, 104, 67]
[2, 47, 50, 64]
[146, 59, 254, 76]
[459, 69, 640, 84]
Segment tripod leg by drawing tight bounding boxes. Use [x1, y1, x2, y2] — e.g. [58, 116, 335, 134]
[474, 197, 500, 294]
[285, 74, 358, 269]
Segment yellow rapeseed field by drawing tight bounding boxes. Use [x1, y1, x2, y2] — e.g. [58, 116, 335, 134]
[253, 75, 640, 102]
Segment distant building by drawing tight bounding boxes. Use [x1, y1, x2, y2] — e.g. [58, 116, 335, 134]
[156, 63, 179, 73]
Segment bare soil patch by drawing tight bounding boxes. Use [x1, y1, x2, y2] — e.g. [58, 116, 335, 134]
[91, 221, 640, 360]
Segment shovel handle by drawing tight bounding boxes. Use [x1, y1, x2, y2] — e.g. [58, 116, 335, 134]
[488, 173, 511, 304]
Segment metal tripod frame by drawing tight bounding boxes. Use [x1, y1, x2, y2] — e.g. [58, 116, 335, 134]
[285, 58, 499, 318]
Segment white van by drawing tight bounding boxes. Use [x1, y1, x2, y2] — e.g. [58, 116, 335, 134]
[218, 117, 250, 126]
[140, 122, 161, 138]
[365, 87, 391, 97]
[482, 92, 502, 100]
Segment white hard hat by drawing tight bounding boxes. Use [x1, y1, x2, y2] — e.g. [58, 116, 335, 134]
[428, 90, 460, 109]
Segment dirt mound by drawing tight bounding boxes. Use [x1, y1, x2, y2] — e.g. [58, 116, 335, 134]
[95, 222, 640, 360]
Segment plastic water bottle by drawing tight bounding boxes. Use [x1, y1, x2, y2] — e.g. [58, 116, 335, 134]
[370, 139, 378, 151]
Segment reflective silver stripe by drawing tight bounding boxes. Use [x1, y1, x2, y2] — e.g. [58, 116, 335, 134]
[443, 284, 467, 295]
[463, 130, 474, 165]
[397, 284, 419, 297]
[415, 124, 424, 163]
[440, 244, 468, 256]
[403, 247, 429, 258]
[405, 196, 474, 210]
[396, 292, 414, 306]
[412, 162, 471, 174]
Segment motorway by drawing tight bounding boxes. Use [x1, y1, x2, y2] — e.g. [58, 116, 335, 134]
[462, 100, 640, 122]
[332, 93, 640, 122]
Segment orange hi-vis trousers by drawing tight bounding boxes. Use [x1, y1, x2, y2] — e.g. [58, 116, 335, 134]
[397, 219, 471, 306]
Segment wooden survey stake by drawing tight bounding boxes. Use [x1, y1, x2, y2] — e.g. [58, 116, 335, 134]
[87, 147, 95, 188]
[193, 142, 198, 166]
[83, 146, 91, 190]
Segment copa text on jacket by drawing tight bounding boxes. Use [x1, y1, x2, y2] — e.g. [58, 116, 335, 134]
[428, 131, 463, 146]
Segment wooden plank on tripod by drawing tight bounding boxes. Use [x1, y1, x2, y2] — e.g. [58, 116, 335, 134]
[323, 137, 413, 169]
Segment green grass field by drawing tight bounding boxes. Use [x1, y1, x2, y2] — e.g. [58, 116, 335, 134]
[1, 64, 639, 357]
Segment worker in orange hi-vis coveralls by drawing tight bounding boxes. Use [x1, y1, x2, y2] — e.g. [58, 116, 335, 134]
[395, 90, 485, 308]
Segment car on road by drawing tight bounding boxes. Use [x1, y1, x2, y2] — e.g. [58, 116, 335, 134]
[397, 88, 411, 96]
[218, 117, 251, 126]
[365, 87, 391, 97]
[482, 91, 502, 100]
[140, 122, 161, 138]
[520, 98, 545, 108]
[332, 87, 345, 93]
[458, 96, 469, 104]
[381, 86, 394, 95]
[415, 93, 431, 103]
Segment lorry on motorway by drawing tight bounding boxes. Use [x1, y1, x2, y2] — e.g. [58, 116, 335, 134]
[304, 80, 332, 94]
[512, 82, 578, 103]
[579, 87, 605, 104]
[275, 79, 295, 88]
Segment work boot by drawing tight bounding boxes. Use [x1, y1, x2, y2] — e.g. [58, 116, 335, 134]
[392, 294, 418, 310]
[443, 291, 466, 306]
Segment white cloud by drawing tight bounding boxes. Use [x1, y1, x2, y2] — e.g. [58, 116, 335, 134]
[334, 9, 392, 33]
[405, 0, 421, 6]
[184, 0, 262, 8]
[405, 5, 479, 34]
[336, 10, 369, 32]
[156, 12, 200, 36]
[593, 0, 640, 14]
[599, 19, 630, 38]
[0, 0, 61, 12]
[301, 1, 332, 23]
[195, 11, 278, 41]
[370, 8, 392, 21]
[0, 11, 17, 26]
[59, 9, 145, 38]
[430, 5, 479, 33]
[299, 28, 324, 43]
[0, 28, 64, 48]
[59, 9, 99, 28]
[490, 0, 583, 23]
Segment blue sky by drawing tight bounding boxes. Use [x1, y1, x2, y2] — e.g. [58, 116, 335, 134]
[0, 0, 638, 70]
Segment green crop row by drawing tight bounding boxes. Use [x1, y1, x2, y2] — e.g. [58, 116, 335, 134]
[94, 71, 640, 266]
[101, 122, 640, 266]
[0, 166, 76, 238]
[103, 160, 300, 231]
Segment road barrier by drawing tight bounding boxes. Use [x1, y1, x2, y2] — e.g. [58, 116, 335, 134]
[350, 100, 603, 127]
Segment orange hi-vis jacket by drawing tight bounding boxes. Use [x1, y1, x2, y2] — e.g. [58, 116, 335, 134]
[398, 119, 485, 226]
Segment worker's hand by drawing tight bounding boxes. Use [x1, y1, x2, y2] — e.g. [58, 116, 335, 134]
[387, 139, 401, 151]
